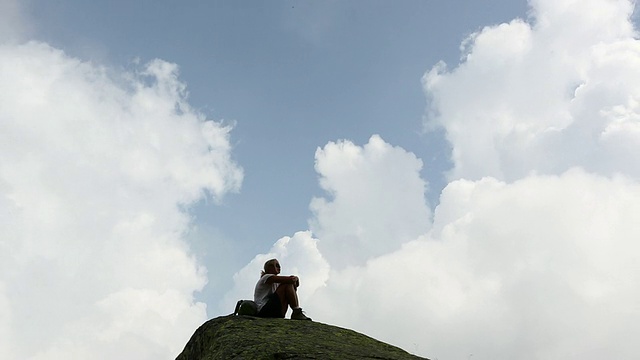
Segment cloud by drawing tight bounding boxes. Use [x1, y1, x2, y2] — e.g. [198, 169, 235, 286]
[312, 169, 640, 359]
[424, 0, 640, 182]
[0, 41, 242, 359]
[309, 135, 431, 268]
[228, 0, 640, 359]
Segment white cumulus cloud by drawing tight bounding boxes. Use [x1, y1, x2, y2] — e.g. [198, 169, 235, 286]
[310, 135, 431, 268]
[310, 169, 640, 359]
[0, 41, 242, 359]
[424, 0, 640, 182]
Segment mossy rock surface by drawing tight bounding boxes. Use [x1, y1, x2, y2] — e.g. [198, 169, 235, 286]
[176, 315, 428, 360]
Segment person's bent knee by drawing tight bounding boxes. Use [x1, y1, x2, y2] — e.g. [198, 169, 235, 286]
[275, 284, 294, 299]
[279, 283, 296, 291]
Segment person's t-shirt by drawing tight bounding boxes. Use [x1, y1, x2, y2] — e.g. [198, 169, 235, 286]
[254, 274, 279, 311]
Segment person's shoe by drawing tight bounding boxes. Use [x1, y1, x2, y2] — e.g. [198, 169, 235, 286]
[291, 308, 312, 321]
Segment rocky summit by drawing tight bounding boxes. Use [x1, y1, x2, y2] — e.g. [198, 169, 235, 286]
[176, 315, 428, 360]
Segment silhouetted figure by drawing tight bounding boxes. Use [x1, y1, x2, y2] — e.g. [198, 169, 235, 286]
[254, 259, 312, 320]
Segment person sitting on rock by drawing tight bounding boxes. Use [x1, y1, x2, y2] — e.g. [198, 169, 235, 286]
[254, 258, 312, 320]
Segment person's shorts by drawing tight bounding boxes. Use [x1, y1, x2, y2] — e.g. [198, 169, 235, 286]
[257, 292, 283, 318]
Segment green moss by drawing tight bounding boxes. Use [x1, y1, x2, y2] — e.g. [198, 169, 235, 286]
[176, 315, 428, 360]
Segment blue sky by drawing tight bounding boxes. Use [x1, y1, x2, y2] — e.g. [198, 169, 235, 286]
[3, 0, 640, 359]
[26, 0, 527, 296]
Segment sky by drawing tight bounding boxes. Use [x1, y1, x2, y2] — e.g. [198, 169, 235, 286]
[1, 0, 640, 359]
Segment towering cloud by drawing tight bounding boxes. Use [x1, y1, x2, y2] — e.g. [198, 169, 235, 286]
[424, 0, 640, 182]
[0, 42, 242, 359]
[309, 135, 431, 268]
[228, 0, 640, 359]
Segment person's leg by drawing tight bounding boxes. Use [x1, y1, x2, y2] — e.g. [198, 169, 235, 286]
[275, 283, 299, 316]
[275, 284, 311, 320]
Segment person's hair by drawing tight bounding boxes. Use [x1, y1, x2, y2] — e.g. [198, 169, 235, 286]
[261, 258, 278, 277]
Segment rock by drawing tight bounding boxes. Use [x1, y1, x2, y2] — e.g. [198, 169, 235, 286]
[176, 315, 428, 360]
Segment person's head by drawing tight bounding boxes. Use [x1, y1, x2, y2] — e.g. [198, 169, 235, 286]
[261, 258, 281, 276]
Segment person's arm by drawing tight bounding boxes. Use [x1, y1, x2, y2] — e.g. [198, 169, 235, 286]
[266, 275, 299, 287]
